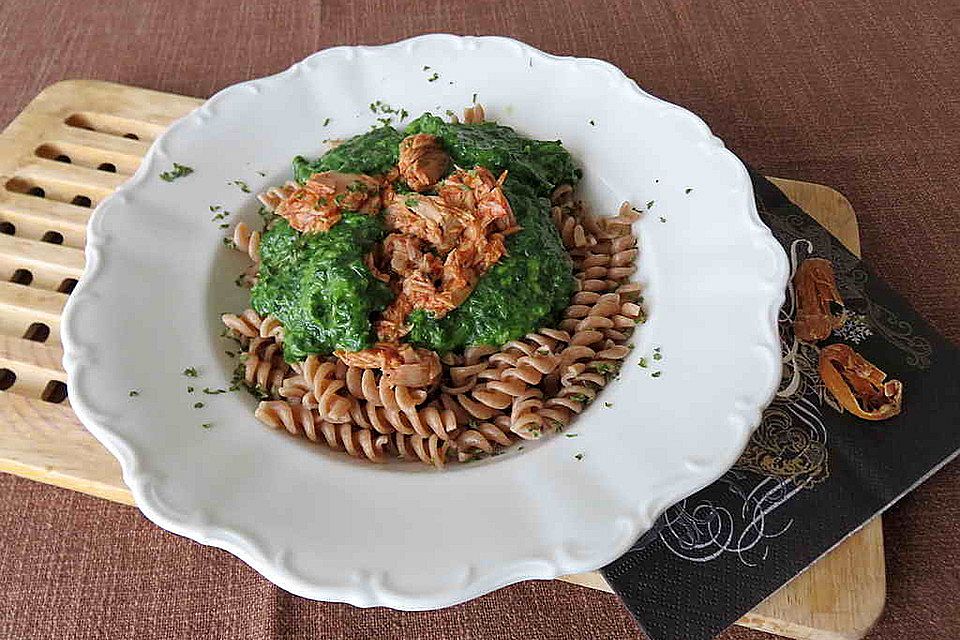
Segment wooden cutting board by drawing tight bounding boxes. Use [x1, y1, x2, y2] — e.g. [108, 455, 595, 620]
[0, 80, 885, 639]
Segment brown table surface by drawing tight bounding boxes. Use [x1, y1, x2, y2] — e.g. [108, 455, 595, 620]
[1, 1, 957, 638]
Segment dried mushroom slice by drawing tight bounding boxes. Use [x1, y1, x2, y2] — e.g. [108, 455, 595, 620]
[794, 258, 846, 342]
[818, 343, 903, 421]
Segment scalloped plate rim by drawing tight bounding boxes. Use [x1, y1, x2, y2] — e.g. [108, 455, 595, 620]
[61, 34, 788, 610]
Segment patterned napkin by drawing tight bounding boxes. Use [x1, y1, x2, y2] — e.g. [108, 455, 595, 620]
[600, 172, 960, 640]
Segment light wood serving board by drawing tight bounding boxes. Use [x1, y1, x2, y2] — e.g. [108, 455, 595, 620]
[0, 80, 885, 639]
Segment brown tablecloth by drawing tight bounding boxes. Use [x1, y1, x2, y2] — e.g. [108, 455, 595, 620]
[1, 1, 957, 638]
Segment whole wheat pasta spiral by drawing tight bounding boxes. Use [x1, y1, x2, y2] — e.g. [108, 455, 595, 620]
[347, 399, 455, 440]
[233, 222, 261, 262]
[300, 356, 356, 424]
[221, 309, 290, 393]
[437, 330, 566, 427]
[454, 419, 514, 461]
[255, 400, 319, 439]
[222, 309, 285, 342]
[442, 345, 499, 393]
[255, 400, 390, 462]
[243, 337, 289, 393]
[387, 432, 452, 469]
[221, 308, 263, 339]
[510, 387, 547, 439]
[315, 421, 390, 462]
[259, 315, 285, 342]
[343, 366, 384, 405]
[461, 103, 486, 124]
[277, 373, 315, 408]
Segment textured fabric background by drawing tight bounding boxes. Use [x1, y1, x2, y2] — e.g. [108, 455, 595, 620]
[0, 1, 957, 638]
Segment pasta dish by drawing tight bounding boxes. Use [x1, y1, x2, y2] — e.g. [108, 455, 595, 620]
[221, 105, 642, 467]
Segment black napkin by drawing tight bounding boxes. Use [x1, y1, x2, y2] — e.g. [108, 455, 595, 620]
[600, 172, 960, 640]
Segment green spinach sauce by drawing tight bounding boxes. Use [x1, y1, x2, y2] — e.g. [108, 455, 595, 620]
[252, 114, 578, 359]
[292, 126, 404, 181]
[251, 214, 391, 361]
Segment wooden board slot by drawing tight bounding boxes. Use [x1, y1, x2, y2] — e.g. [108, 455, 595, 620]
[65, 112, 163, 142]
[35, 142, 134, 175]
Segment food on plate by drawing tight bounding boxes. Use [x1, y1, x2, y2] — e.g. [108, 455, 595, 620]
[222, 107, 643, 467]
[818, 343, 903, 421]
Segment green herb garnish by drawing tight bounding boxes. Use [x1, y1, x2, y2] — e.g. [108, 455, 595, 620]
[685, 187, 693, 194]
[183, 367, 198, 377]
[565, 433, 579, 438]
[203, 387, 227, 395]
[427, 72, 439, 82]
[128, 389, 140, 397]
[160, 163, 193, 182]
[193, 402, 204, 409]
[574, 453, 584, 461]
[230, 180, 251, 193]
[646, 200, 655, 209]
[604, 402, 613, 408]
[404, 196, 419, 208]
[651, 370, 662, 378]
[201, 422, 212, 429]
[589, 119, 596, 126]
[638, 357, 648, 368]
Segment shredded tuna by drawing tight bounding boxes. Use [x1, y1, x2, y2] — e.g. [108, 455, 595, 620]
[376, 293, 414, 342]
[274, 171, 381, 233]
[363, 252, 390, 283]
[385, 346, 442, 387]
[437, 166, 515, 232]
[398, 134, 450, 192]
[384, 194, 465, 252]
[373, 165, 517, 331]
[335, 344, 404, 369]
[336, 343, 442, 388]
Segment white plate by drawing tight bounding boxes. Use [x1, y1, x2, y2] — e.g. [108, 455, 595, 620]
[61, 35, 788, 610]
